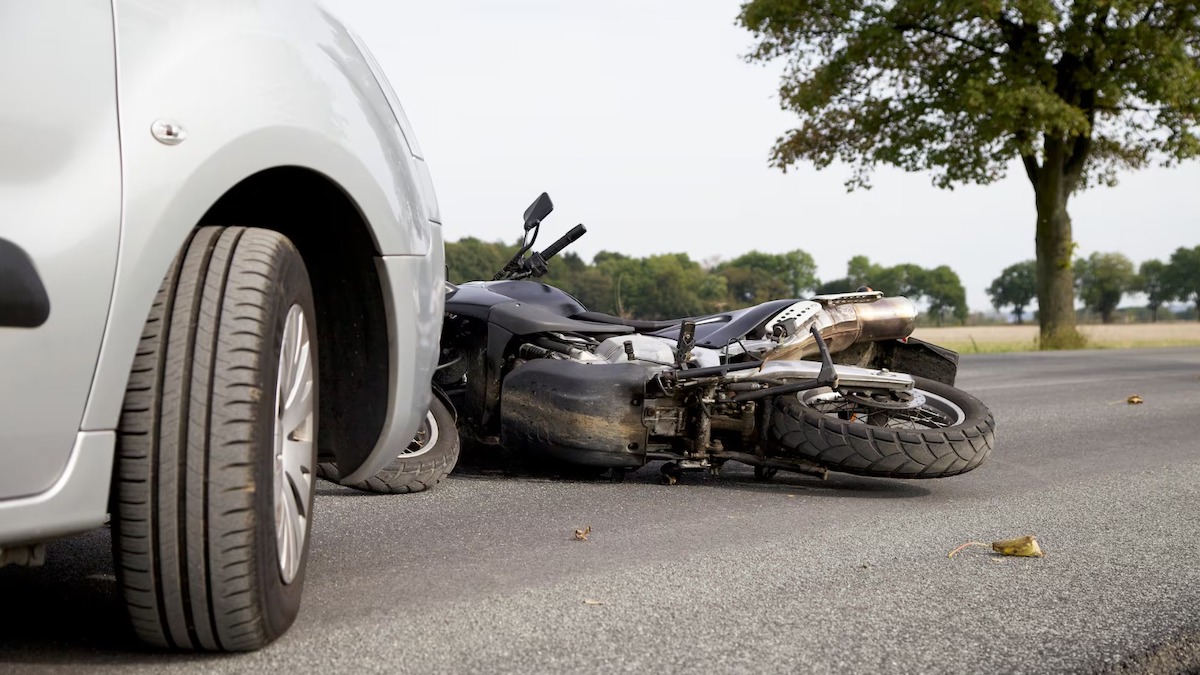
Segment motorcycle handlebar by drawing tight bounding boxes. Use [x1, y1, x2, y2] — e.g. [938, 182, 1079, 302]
[539, 224, 586, 262]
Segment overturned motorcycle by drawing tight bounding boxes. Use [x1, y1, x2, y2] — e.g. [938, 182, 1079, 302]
[408, 192, 993, 487]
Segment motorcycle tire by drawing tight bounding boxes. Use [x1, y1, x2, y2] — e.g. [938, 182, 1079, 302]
[769, 375, 994, 478]
[316, 397, 458, 494]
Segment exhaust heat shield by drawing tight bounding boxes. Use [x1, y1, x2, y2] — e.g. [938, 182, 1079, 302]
[764, 294, 917, 362]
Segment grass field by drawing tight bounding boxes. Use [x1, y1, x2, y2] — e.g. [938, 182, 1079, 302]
[910, 322, 1200, 353]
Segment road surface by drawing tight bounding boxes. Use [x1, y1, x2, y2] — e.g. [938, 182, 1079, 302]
[2, 347, 1199, 673]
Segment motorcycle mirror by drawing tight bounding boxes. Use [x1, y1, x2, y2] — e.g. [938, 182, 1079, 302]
[522, 192, 553, 231]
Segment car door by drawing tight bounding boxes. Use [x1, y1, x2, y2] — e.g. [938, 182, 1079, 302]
[0, 2, 122, 499]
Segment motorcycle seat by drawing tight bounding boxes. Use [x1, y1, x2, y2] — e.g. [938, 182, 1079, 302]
[572, 311, 686, 332]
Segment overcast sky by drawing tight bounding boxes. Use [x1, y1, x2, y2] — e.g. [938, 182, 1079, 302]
[332, 0, 1200, 314]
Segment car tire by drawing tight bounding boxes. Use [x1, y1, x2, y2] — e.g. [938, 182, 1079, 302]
[112, 226, 318, 651]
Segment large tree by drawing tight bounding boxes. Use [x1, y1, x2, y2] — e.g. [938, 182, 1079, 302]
[1136, 258, 1169, 321]
[922, 265, 970, 325]
[987, 259, 1038, 323]
[1075, 251, 1136, 323]
[1164, 244, 1200, 320]
[738, 1, 1200, 348]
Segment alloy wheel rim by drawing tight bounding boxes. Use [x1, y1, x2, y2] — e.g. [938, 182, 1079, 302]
[273, 304, 314, 584]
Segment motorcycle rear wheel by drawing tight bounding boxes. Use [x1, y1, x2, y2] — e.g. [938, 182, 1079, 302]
[769, 376, 994, 478]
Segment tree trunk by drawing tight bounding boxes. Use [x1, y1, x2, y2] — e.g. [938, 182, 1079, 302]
[1033, 150, 1084, 349]
[1148, 303, 1159, 322]
[1101, 308, 1113, 324]
[1014, 308, 1024, 324]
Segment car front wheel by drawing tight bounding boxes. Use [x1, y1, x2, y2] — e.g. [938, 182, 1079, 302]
[112, 226, 318, 651]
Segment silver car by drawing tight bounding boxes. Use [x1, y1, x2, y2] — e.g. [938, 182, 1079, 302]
[0, 0, 445, 651]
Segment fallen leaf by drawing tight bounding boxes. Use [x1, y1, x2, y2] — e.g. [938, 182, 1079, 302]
[573, 525, 591, 541]
[992, 535, 1044, 557]
[949, 534, 1045, 559]
[1127, 394, 1144, 405]
[582, 598, 605, 606]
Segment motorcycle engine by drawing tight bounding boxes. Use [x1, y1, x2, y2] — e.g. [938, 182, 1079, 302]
[594, 334, 676, 365]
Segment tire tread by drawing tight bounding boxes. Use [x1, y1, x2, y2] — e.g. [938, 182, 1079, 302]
[769, 376, 995, 479]
[113, 226, 315, 652]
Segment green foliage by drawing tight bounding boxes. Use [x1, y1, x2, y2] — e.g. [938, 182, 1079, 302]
[444, 239, 728, 319]
[1075, 251, 1136, 323]
[987, 260, 1038, 323]
[828, 256, 970, 325]
[715, 250, 819, 302]
[737, 0, 1200, 190]
[1136, 258, 1169, 320]
[443, 239, 965, 322]
[445, 236, 517, 284]
[739, 0, 1200, 347]
[1164, 244, 1200, 319]
[923, 265, 970, 325]
[602, 253, 728, 319]
[814, 277, 857, 295]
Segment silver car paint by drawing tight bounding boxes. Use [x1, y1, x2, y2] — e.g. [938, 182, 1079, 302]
[0, 0, 443, 542]
[0, 3, 122, 499]
[0, 433, 115, 545]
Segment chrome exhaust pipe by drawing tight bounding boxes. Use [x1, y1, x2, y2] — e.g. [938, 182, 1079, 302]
[763, 295, 917, 363]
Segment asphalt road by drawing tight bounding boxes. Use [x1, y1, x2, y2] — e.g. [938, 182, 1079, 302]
[3, 347, 1199, 674]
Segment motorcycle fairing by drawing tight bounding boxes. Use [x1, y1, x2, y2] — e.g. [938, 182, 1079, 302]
[501, 359, 649, 469]
[488, 302, 634, 337]
[648, 299, 799, 348]
[446, 280, 588, 320]
[448, 280, 802, 353]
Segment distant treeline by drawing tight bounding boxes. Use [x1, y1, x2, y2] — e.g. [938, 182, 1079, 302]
[987, 246, 1200, 324]
[446, 238, 969, 324]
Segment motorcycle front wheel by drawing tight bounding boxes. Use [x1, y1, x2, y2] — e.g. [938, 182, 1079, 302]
[317, 397, 459, 493]
[768, 376, 994, 478]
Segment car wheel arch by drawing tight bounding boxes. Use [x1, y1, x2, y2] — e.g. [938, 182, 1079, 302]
[199, 166, 391, 468]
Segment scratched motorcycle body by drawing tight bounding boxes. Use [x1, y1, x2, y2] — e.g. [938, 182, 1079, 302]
[437, 194, 995, 481]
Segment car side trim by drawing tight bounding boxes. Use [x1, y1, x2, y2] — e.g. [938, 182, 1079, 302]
[0, 431, 114, 546]
[0, 238, 51, 328]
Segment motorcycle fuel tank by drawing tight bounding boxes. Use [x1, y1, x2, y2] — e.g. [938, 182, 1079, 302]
[446, 280, 587, 320]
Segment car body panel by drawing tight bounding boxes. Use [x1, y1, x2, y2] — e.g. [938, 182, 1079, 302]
[80, 0, 440, 469]
[0, 432, 114, 545]
[0, 0, 443, 542]
[0, 2, 122, 500]
[344, 226, 446, 482]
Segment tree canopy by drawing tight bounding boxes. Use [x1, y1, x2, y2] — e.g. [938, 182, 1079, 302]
[716, 250, 819, 303]
[1164, 244, 1200, 320]
[739, 0, 1200, 346]
[987, 260, 1038, 323]
[814, 255, 969, 324]
[445, 239, 967, 324]
[1136, 258, 1169, 321]
[1075, 251, 1136, 323]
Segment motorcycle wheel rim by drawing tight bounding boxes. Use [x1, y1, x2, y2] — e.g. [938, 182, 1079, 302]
[797, 387, 966, 430]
